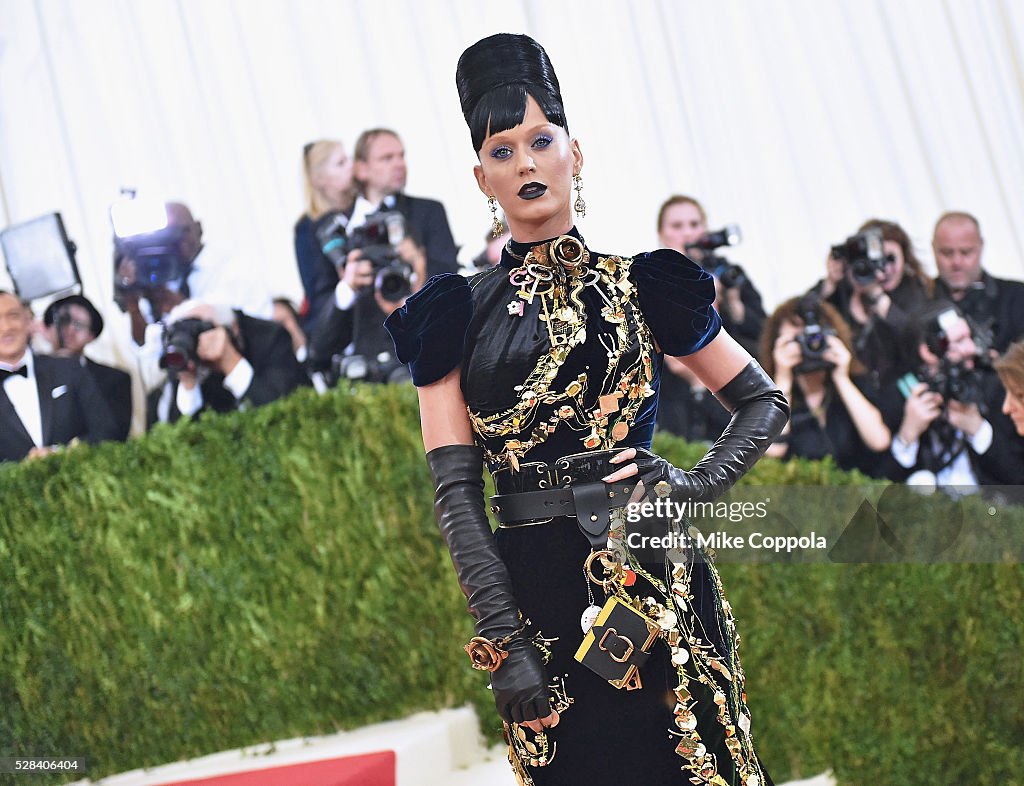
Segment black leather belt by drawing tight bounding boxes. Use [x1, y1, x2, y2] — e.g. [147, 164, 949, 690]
[490, 448, 650, 549]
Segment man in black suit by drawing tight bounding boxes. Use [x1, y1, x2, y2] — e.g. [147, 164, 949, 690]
[305, 128, 459, 380]
[932, 211, 1024, 354]
[350, 128, 459, 279]
[876, 301, 1021, 492]
[151, 301, 307, 424]
[0, 290, 119, 463]
[43, 294, 133, 440]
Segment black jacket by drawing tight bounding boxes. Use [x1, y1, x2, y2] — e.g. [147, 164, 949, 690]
[390, 193, 459, 278]
[875, 365, 1022, 486]
[152, 314, 307, 424]
[85, 358, 132, 441]
[0, 354, 119, 463]
[934, 271, 1024, 353]
[296, 193, 456, 339]
[307, 194, 460, 372]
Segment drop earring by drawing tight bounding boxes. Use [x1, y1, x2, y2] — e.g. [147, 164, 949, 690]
[488, 196, 505, 239]
[573, 173, 586, 218]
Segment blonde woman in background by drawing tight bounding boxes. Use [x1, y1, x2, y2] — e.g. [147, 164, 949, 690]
[294, 139, 356, 333]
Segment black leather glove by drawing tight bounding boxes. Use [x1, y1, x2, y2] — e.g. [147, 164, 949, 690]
[635, 360, 789, 501]
[426, 444, 552, 724]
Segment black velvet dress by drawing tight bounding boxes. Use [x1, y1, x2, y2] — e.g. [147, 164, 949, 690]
[386, 228, 772, 786]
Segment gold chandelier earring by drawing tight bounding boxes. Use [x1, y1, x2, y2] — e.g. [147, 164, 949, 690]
[573, 173, 586, 218]
[488, 196, 506, 239]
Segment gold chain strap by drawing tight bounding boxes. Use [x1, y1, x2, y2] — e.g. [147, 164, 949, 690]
[469, 236, 656, 470]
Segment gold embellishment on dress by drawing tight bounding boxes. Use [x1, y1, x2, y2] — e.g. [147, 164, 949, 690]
[504, 675, 574, 784]
[469, 235, 656, 470]
[610, 537, 767, 786]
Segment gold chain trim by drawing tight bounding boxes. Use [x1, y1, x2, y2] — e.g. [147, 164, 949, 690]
[468, 235, 656, 471]
[588, 534, 766, 786]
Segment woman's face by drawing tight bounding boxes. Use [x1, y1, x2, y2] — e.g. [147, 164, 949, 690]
[313, 144, 354, 207]
[474, 95, 582, 242]
[1000, 377, 1024, 436]
[658, 202, 706, 254]
[880, 239, 906, 291]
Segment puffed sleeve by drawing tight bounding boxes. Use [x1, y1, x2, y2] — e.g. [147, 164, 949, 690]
[629, 249, 723, 356]
[383, 273, 473, 386]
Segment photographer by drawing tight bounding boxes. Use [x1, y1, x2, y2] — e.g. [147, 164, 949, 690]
[348, 128, 459, 280]
[761, 295, 891, 476]
[294, 139, 356, 333]
[306, 210, 422, 384]
[115, 201, 272, 346]
[814, 220, 930, 392]
[153, 301, 306, 424]
[877, 302, 1020, 491]
[932, 211, 1024, 354]
[654, 195, 764, 441]
[302, 129, 458, 385]
[656, 195, 765, 356]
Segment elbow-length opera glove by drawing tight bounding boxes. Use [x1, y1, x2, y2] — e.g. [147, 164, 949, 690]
[637, 360, 790, 501]
[426, 444, 552, 725]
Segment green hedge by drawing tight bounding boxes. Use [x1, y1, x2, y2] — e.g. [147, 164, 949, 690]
[0, 385, 1021, 785]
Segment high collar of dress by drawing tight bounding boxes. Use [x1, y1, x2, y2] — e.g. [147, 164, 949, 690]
[500, 225, 585, 270]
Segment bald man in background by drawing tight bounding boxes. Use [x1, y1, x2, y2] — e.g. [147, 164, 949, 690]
[932, 211, 1024, 354]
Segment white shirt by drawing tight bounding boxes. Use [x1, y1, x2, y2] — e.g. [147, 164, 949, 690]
[348, 194, 397, 232]
[175, 358, 255, 416]
[891, 419, 994, 489]
[0, 350, 43, 447]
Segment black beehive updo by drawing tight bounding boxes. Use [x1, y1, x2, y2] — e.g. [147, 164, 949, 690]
[456, 33, 569, 154]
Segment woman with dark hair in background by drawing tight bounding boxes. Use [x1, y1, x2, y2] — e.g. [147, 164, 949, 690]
[384, 33, 786, 786]
[762, 296, 891, 476]
[293, 139, 356, 334]
[816, 218, 932, 391]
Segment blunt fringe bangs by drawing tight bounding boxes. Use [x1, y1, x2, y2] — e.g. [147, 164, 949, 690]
[468, 84, 567, 153]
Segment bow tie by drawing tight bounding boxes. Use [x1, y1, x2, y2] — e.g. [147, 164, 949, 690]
[0, 365, 28, 382]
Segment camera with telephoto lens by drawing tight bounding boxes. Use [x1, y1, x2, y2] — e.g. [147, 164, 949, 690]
[316, 210, 414, 303]
[830, 227, 891, 287]
[793, 295, 837, 374]
[159, 318, 215, 374]
[685, 224, 745, 289]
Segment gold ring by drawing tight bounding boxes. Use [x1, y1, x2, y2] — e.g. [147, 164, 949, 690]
[584, 549, 621, 590]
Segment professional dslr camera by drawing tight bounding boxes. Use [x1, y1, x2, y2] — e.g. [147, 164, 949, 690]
[159, 318, 216, 375]
[685, 224, 745, 288]
[918, 359, 981, 405]
[830, 227, 890, 287]
[316, 210, 415, 303]
[793, 294, 837, 374]
[909, 308, 982, 404]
